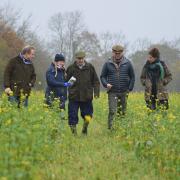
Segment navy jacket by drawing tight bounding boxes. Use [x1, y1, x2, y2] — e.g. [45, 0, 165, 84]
[45, 63, 67, 101]
[100, 57, 135, 93]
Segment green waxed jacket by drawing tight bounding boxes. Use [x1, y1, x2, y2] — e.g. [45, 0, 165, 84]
[4, 55, 36, 96]
[66, 61, 100, 102]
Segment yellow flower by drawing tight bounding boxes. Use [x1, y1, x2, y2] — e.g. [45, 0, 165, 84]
[5, 119, 12, 126]
[168, 113, 176, 122]
[156, 115, 162, 121]
[161, 126, 166, 131]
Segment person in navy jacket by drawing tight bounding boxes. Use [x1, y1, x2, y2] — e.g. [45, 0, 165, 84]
[45, 53, 71, 119]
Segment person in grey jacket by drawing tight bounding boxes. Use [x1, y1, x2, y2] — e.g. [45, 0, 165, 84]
[100, 45, 135, 129]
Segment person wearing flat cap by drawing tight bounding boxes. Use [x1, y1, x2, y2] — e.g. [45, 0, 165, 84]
[66, 51, 100, 135]
[45, 53, 71, 119]
[100, 45, 135, 130]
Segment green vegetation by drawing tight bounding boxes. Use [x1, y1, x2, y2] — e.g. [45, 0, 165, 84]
[0, 92, 179, 179]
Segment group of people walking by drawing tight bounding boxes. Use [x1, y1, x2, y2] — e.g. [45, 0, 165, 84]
[3, 44, 172, 135]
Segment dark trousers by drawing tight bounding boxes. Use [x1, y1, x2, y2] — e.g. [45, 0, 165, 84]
[68, 100, 93, 125]
[146, 96, 169, 110]
[108, 92, 128, 129]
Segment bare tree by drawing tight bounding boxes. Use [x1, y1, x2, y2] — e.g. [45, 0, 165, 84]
[76, 31, 101, 60]
[99, 31, 128, 59]
[0, 1, 21, 29]
[48, 11, 85, 62]
[131, 38, 152, 53]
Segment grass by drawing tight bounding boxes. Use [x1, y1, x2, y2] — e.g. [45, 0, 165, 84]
[0, 92, 179, 180]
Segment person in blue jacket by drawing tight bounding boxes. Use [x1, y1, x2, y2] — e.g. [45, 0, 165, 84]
[45, 53, 71, 119]
[100, 45, 135, 130]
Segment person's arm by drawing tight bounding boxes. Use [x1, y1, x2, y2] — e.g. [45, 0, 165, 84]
[128, 62, 135, 91]
[66, 66, 72, 81]
[91, 65, 100, 98]
[140, 65, 146, 86]
[100, 63, 109, 88]
[162, 62, 172, 85]
[46, 70, 64, 87]
[29, 65, 36, 87]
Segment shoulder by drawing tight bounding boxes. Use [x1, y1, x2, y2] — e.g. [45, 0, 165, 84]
[86, 62, 95, 69]
[6, 56, 21, 69]
[160, 60, 166, 66]
[103, 58, 113, 67]
[160, 60, 168, 68]
[123, 57, 132, 65]
[46, 64, 55, 73]
[9, 56, 20, 63]
[67, 63, 75, 70]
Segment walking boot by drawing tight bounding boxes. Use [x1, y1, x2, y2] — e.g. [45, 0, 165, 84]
[70, 125, 77, 136]
[82, 121, 89, 135]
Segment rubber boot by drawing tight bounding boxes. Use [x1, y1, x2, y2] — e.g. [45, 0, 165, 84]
[70, 125, 77, 136]
[82, 121, 89, 135]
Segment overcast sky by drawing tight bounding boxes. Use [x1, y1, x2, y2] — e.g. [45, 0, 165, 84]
[1, 0, 180, 44]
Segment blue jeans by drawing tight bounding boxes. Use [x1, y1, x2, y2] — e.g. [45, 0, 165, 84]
[8, 96, 28, 108]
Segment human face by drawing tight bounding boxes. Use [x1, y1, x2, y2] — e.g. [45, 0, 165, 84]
[55, 61, 65, 69]
[76, 57, 85, 66]
[112, 50, 123, 60]
[147, 55, 156, 63]
[24, 49, 35, 61]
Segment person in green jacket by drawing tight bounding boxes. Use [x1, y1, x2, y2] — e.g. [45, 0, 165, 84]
[4, 45, 36, 107]
[66, 51, 100, 135]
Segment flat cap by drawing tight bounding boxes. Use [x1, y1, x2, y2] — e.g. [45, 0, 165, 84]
[112, 45, 124, 52]
[75, 51, 86, 58]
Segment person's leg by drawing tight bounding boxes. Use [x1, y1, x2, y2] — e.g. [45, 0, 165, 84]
[117, 92, 128, 116]
[68, 100, 79, 135]
[59, 96, 66, 120]
[45, 91, 54, 107]
[151, 96, 156, 110]
[108, 92, 117, 129]
[80, 100, 93, 135]
[8, 96, 17, 103]
[145, 100, 151, 109]
[23, 96, 28, 107]
[146, 96, 156, 110]
[158, 99, 169, 110]
[8, 96, 20, 107]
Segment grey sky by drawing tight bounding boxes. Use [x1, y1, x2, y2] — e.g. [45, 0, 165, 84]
[1, 0, 180, 44]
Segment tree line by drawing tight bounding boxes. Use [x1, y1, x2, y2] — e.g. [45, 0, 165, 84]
[0, 3, 179, 92]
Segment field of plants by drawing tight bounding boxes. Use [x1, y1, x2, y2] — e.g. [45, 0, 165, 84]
[0, 92, 179, 180]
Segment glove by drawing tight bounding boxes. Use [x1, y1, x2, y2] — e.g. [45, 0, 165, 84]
[64, 82, 72, 87]
[5, 87, 13, 96]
